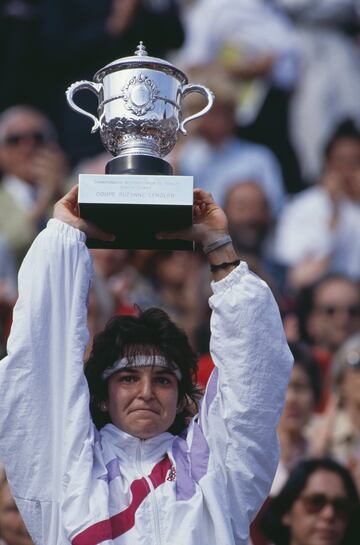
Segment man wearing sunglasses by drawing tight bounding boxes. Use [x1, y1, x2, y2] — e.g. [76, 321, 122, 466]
[305, 274, 360, 357]
[0, 105, 67, 264]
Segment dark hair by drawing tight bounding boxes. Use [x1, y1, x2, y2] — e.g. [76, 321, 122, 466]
[296, 273, 359, 344]
[324, 118, 360, 159]
[288, 342, 321, 404]
[85, 307, 202, 434]
[261, 458, 360, 545]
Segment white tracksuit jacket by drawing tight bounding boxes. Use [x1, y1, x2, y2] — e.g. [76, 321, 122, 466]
[0, 219, 293, 545]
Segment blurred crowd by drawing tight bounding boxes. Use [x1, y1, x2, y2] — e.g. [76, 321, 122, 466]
[1, 0, 360, 544]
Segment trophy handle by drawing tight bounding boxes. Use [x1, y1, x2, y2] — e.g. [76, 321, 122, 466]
[179, 84, 215, 135]
[66, 80, 102, 133]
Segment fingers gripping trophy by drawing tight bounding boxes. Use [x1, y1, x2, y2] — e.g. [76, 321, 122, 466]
[66, 42, 214, 250]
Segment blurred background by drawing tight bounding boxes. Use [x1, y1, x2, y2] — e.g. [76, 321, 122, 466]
[1, 1, 360, 544]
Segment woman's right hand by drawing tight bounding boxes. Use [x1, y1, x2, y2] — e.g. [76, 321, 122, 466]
[53, 185, 115, 241]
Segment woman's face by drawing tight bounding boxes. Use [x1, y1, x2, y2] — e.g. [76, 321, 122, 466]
[283, 469, 350, 545]
[106, 366, 179, 439]
[279, 364, 315, 437]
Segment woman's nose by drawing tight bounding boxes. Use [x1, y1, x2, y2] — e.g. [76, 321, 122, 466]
[320, 502, 336, 521]
[138, 377, 155, 400]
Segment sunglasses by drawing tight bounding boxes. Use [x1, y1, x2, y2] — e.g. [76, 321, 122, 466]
[315, 304, 360, 318]
[3, 131, 52, 147]
[299, 493, 351, 520]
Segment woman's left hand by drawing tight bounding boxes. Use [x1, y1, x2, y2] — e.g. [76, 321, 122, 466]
[157, 188, 229, 248]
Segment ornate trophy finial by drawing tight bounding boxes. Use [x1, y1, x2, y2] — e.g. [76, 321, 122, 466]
[135, 42, 148, 57]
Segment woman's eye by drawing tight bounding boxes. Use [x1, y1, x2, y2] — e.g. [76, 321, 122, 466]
[155, 376, 171, 385]
[119, 375, 137, 383]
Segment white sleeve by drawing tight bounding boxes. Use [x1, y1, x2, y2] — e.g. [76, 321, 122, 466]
[0, 219, 93, 542]
[201, 262, 293, 532]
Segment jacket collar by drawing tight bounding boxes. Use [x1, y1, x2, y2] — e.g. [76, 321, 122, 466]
[100, 424, 174, 467]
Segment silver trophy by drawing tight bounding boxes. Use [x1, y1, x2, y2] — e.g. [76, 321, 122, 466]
[66, 42, 214, 249]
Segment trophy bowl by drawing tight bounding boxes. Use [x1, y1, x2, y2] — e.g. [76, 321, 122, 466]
[66, 42, 214, 172]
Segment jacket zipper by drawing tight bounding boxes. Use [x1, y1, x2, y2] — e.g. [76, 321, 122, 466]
[136, 440, 162, 545]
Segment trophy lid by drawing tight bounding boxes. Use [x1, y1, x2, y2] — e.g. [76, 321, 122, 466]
[93, 42, 188, 84]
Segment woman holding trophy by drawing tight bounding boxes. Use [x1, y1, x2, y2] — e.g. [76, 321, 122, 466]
[0, 42, 292, 545]
[0, 183, 292, 545]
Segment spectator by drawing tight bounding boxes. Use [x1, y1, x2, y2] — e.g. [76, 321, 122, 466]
[310, 334, 360, 494]
[299, 275, 360, 357]
[223, 180, 286, 297]
[274, 0, 360, 183]
[290, 275, 360, 414]
[274, 120, 360, 291]
[0, 105, 67, 264]
[178, 0, 298, 93]
[147, 250, 209, 349]
[175, 77, 286, 216]
[271, 343, 321, 496]
[176, 0, 302, 194]
[0, 469, 34, 545]
[91, 248, 163, 314]
[261, 458, 360, 545]
[324, 119, 360, 204]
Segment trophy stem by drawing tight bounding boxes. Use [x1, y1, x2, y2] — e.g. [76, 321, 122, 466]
[106, 155, 173, 175]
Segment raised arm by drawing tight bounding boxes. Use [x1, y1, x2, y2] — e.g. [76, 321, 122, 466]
[0, 186, 113, 542]
[161, 189, 293, 536]
[205, 259, 292, 533]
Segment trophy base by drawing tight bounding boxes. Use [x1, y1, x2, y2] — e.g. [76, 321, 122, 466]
[106, 154, 173, 176]
[78, 173, 194, 250]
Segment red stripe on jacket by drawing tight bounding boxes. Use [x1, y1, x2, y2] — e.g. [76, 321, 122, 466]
[72, 455, 172, 545]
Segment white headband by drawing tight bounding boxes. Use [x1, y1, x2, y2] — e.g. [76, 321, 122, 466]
[102, 355, 182, 381]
